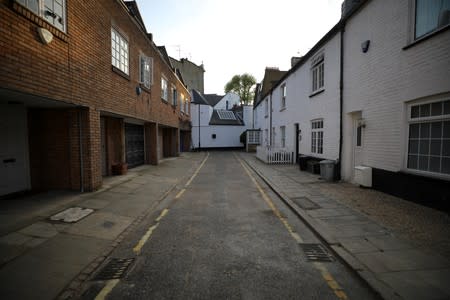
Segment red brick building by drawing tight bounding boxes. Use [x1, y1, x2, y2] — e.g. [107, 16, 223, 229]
[0, 0, 191, 196]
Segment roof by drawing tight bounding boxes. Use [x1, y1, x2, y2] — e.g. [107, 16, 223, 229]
[204, 94, 223, 107]
[157, 46, 173, 69]
[254, 68, 287, 107]
[191, 89, 210, 105]
[209, 110, 245, 126]
[124, 1, 147, 33]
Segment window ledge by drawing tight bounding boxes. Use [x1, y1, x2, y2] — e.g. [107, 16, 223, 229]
[161, 98, 168, 104]
[12, 2, 68, 42]
[139, 83, 151, 94]
[309, 89, 325, 98]
[112, 66, 130, 80]
[403, 24, 450, 50]
[280, 107, 286, 112]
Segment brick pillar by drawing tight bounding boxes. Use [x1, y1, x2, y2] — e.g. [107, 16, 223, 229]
[174, 128, 180, 156]
[81, 108, 102, 191]
[145, 122, 159, 165]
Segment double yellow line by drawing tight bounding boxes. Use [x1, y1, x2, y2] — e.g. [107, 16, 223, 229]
[237, 156, 348, 300]
[94, 152, 209, 300]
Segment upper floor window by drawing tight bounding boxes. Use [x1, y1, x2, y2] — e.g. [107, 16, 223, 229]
[139, 55, 153, 89]
[111, 28, 129, 75]
[280, 126, 286, 148]
[280, 84, 287, 110]
[311, 119, 324, 154]
[161, 77, 168, 101]
[407, 99, 450, 176]
[17, 0, 66, 32]
[311, 53, 324, 94]
[264, 99, 269, 117]
[180, 94, 185, 113]
[415, 0, 450, 39]
[185, 98, 190, 114]
[172, 87, 178, 106]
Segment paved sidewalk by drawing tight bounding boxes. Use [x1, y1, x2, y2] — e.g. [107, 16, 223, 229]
[0, 152, 206, 300]
[239, 152, 450, 300]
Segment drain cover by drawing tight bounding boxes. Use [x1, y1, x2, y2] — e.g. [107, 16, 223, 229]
[299, 243, 334, 262]
[50, 207, 94, 223]
[93, 258, 135, 280]
[291, 197, 321, 210]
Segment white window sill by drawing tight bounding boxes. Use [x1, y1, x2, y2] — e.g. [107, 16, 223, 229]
[309, 88, 325, 98]
[280, 107, 286, 112]
[401, 168, 450, 181]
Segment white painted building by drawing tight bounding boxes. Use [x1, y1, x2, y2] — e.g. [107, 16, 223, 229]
[341, 0, 450, 204]
[191, 90, 253, 149]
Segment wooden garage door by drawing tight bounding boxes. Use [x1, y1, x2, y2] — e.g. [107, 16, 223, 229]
[125, 123, 144, 168]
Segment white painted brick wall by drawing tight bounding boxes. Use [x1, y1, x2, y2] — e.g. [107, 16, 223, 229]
[342, 0, 450, 180]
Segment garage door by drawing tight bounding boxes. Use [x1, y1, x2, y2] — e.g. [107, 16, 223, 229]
[125, 123, 145, 168]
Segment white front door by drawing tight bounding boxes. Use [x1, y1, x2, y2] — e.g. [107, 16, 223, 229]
[0, 104, 31, 196]
[352, 112, 363, 180]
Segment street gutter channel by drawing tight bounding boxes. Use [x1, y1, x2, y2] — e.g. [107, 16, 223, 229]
[239, 155, 384, 299]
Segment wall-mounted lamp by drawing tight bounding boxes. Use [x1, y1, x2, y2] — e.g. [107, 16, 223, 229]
[136, 86, 142, 95]
[361, 40, 370, 53]
[358, 119, 366, 128]
[37, 27, 53, 45]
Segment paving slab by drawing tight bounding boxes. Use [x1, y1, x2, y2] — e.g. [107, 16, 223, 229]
[78, 198, 110, 210]
[0, 232, 33, 246]
[64, 212, 133, 240]
[19, 221, 59, 239]
[307, 207, 356, 218]
[366, 235, 413, 251]
[356, 249, 450, 273]
[338, 237, 379, 253]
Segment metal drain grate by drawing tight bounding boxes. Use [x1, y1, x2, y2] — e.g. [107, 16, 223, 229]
[291, 197, 321, 210]
[299, 243, 334, 262]
[93, 258, 135, 280]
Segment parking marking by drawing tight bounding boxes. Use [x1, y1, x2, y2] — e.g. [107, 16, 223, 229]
[133, 223, 159, 254]
[175, 189, 186, 199]
[237, 157, 349, 300]
[185, 152, 209, 187]
[94, 279, 119, 300]
[156, 208, 169, 222]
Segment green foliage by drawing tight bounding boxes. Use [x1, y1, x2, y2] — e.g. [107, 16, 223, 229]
[224, 73, 257, 105]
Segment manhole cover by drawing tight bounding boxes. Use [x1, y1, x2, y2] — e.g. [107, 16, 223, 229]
[50, 207, 94, 223]
[299, 243, 334, 262]
[93, 258, 135, 280]
[291, 197, 321, 210]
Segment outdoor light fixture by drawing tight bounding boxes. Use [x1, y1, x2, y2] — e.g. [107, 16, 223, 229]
[136, 86, 142, 95]
[37, 27, 53, 45]
[361, 40, 370, 53]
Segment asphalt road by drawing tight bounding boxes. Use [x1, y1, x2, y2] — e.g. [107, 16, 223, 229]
[84, 151, 379, 300]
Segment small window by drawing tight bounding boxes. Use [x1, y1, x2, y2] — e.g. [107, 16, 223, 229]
[161, 77, 168, 101]
[111, 28, 129, 75]
[280, 84, 287, 110]
[264, 99, 269, 117]
[311, 53, 324, 94]
[185, 98, 190, 115]
[415, 0, 450, 39]
[311, 119, 324, 154]
[17, 0, 66, 32]
[139, 55, 153, 88]
[172, 87, 177, 106]
[180, 94, 185, 113]
[280, 126, 286, 148]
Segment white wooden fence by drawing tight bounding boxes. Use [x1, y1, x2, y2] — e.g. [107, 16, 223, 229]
[256, 146, 295, 164]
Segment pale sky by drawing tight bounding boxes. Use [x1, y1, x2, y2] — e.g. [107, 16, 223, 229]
[134, 0, 343, 94]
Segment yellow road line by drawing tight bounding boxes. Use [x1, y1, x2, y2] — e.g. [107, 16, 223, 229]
[237, 157, 349, 300]
[133, 223, 159, 254]
[94, 279, 120, 300]
[155, 208, 169, 222]
[185, 152, 209, 187]
[175, 189, 186, 199]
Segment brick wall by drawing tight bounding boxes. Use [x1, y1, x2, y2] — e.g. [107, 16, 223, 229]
[0, 0, 191, 128]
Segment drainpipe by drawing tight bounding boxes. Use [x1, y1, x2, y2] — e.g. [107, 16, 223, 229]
[198, 104, 201, 149]
[78, 110, 84, 192]
[338, 24, 345, 180]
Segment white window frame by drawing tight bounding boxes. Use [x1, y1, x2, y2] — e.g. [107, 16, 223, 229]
[405, 99, 450, 178]
[139, 55, 153, 89]
[17, 0, 66, 32]
[280, 126, 286, 148]
[161, 76, 168, 102]
[185, 98, 190, 115]
[180, 93, 185, 113]
[311, 53, 324, 94]
[280, 84, 287, 110]
[111, 28, 129, 75]
[264, 99, 269, 117]
[311, 119, 324, 154]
